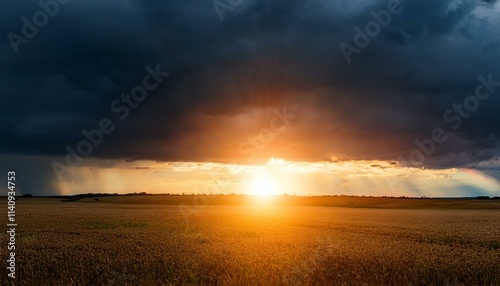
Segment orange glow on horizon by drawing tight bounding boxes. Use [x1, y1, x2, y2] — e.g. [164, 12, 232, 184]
[53, 157, 500, 198]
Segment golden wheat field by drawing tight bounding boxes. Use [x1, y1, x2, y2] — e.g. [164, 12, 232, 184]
[1, 196, 500, 286]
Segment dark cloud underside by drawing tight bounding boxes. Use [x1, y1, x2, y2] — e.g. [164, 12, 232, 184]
[1, 0, 499, 167]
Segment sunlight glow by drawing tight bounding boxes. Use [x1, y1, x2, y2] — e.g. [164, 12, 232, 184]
[249, 172, 279, 196]
[55, 158, 500, 198]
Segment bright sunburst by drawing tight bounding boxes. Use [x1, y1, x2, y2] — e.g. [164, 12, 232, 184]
[249, 172, 278, 196]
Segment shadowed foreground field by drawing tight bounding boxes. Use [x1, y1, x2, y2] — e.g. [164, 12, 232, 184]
[1, 196, 500, 285]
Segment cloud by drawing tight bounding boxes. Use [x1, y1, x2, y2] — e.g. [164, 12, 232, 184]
[0, 0, 499, 170]
[0, 154, 60, 195]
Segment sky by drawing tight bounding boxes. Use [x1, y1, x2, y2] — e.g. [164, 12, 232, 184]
[1, 0, 500, 196]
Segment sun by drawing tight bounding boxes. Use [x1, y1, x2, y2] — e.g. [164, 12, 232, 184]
[247, 158, 290, 196]
[249, 173, 278, 196]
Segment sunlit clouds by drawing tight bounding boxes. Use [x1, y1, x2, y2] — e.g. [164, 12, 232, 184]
[2, 1, 500, 197]
[52, 158, 500, 197]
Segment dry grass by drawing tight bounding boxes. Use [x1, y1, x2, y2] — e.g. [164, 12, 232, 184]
[1, 196, 500, 285]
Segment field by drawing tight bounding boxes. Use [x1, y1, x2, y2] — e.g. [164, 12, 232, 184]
[1, 195, 500, 285]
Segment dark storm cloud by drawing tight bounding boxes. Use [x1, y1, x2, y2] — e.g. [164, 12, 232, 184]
[0, 154, 59, 195]
[1, 0, 500, 168]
